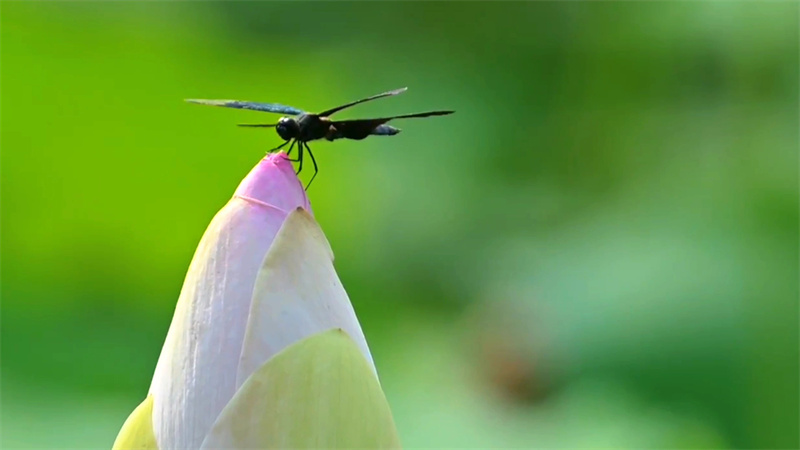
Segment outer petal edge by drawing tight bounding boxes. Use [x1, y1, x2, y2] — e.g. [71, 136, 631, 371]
[235, 207, 374, 387]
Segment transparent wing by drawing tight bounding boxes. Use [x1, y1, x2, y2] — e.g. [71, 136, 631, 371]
[185, 99, 304, 116]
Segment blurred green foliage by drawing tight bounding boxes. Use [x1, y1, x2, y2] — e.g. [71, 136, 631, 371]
[1, 2, 797, 449]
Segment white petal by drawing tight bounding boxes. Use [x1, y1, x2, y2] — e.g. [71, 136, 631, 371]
[148, 199, 285, 450]
[235, 207, 376, 388]
[147, 153, 310, 450]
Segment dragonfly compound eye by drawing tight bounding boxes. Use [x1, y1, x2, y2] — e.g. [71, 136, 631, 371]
[275, 117, 299, 140]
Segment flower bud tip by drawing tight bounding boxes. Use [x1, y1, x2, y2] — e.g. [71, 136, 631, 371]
[233, 151, 310, 212]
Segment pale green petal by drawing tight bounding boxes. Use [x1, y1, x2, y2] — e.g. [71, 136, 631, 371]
[112, 395, 159, 450]
[201, 328, 402, 450]
[235, 207, 375, 388]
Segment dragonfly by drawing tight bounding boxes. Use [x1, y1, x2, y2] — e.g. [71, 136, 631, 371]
[186, 87, 454, 188]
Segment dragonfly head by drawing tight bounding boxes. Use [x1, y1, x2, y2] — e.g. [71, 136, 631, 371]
[275, 117, 300, 141]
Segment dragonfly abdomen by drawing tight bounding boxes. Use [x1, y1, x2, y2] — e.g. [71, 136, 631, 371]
[324, 124, 401, 141]
[372, 125, 401, 136]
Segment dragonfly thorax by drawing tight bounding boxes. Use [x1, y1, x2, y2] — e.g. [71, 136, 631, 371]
[275, 117, 300, 141]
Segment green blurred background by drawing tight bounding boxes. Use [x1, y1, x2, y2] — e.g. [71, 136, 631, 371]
[2, 2, 798, 448]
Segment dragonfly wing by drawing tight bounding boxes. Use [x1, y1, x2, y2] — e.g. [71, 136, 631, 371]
[386, 110, 455, 119]
[318, 87, 407, 117]
[185, 99, 304, 116]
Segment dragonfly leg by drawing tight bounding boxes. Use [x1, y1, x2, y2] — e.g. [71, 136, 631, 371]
[269, 140, 290, 154]
[304, 142, 319, 189]
[295, 141, 304, 176]
[285, 141, 301, 162]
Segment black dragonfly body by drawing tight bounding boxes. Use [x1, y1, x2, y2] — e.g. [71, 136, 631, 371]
[186, 87, 454, 188]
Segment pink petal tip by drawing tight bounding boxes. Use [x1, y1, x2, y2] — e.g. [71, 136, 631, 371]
[233, 152, 311, 214]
